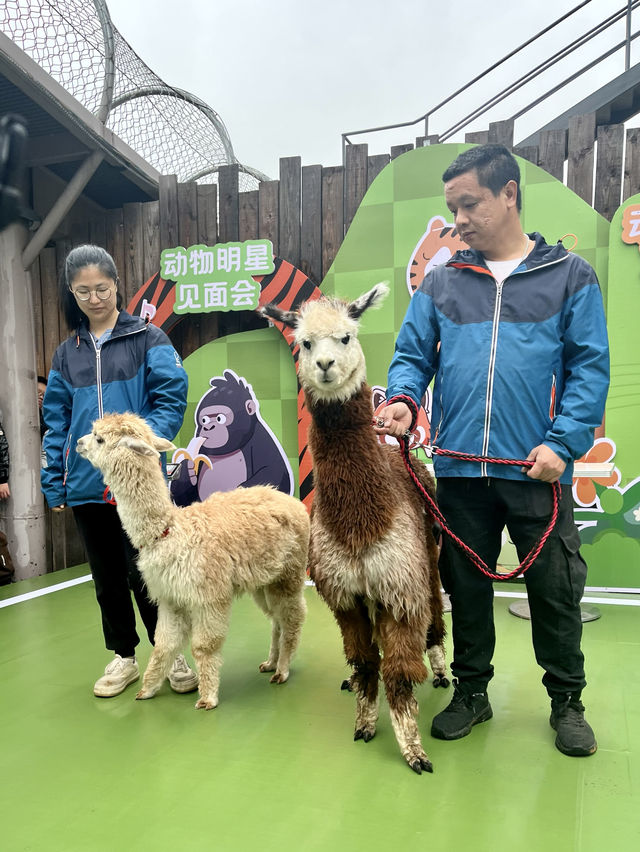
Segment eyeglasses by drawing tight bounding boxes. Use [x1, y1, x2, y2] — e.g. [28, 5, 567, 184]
[71, 286, 115, 302]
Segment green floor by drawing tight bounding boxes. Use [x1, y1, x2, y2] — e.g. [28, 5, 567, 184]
[1, 568, 639, 852]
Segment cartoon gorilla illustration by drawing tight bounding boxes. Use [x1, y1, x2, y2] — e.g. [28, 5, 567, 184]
[170, 369, 294, 507]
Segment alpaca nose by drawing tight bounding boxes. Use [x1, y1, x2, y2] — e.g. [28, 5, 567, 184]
[316, 358, 334, 371]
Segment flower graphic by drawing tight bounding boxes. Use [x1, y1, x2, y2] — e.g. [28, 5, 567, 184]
[572, 438, 620, 507]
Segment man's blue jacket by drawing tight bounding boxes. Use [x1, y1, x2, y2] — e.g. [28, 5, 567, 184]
[42, 311, 188, 507]
[386, 233, 610, 484]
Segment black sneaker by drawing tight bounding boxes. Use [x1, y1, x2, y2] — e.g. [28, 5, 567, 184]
[550, 696, 597, 757]
[431, 680, 493, 740]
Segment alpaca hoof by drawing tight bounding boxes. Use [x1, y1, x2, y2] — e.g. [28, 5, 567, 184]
[354, 727, 375, 742]
[409, 756, 433, 774]
[259, 661, 276, 673]
[269, 671, 289, 684]
[195, 698, 218, 710]
[341, 677, 355, 692]
[135, 689, 154, 700]
[432, 675, 450, 689]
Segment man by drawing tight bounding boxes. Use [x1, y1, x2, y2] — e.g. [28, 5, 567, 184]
[375, 144, 609, 757]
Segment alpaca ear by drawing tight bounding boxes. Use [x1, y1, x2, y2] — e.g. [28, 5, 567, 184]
[152, 436, 176, 454]
[347, 282, 390, 319]
[260, 304, 300, 328]
[117, 436, 159, 457]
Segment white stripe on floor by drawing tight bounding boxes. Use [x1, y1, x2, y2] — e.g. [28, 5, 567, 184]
[1, 575, 638, 608]
[0, 574, 92, 608]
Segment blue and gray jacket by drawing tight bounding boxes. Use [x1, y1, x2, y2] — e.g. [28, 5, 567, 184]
[386, 232, 610, 484]
[42, 310, 188, 507]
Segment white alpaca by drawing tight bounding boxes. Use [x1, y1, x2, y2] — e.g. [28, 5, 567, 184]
[262, 284, 448, 773]
[77, 413, 309, 710]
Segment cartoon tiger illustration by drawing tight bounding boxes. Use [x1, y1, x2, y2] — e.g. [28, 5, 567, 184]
[406, 215, 468, 296]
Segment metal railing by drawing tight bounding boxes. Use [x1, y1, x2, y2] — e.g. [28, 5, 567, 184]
[342, 0, 639, 157]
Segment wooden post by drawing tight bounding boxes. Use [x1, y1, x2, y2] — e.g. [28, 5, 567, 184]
[122, 202, 144, 306]
[258, 180, 279, 255]
[197, 184, 218, 246]
[218, 164, 240, 243]
[322, 166, 344, 278]
[141, 200, 160, 284]
[488, 120, 514, 148]
[538, 130, 567, 181]
[301, 165, 322, 285]
[368, 154, 390, 188]
[239, 190, 259, 241]
[513, 145, 538, 166]
[279, 157, 302, 268]
[465, 131, 489, 145]
[624, 128, 640, 201]
[345, 144, 368, 231]
[594, 124, 624, 221]
[159, 174, 179, 250]
[390, 144, 413, 159]
[567, 114, 596, 205]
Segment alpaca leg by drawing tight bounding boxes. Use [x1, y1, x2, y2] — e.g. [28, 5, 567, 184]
[426, 567, 450, 689]
[334, 601, 381, 743]
[378, 611, 432, 773]
[425, 535, 450, 688]
[269, 588, 307, 684]
[252, 588, 281, 674]
[191, 604, 231, 710]
[136, 605, 189, 700]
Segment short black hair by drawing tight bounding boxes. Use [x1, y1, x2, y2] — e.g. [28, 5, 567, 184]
[58, 244, 122, 331]
[442, 144, 521, 211]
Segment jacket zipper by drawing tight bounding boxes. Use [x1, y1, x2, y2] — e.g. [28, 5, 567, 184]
[90, 325, 147, 418]
[482, 279, 503, 476]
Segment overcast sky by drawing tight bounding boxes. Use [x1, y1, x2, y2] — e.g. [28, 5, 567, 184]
[104, 0, 638, 179]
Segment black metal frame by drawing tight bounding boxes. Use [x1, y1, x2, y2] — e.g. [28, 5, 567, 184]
[341, 0, 639, 157]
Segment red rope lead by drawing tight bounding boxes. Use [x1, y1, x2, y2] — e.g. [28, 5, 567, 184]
[399, 439, 561, 581]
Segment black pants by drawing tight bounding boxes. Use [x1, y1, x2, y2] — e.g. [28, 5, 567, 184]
[436, 477, 587, 698]
[73, 503, 157, 658]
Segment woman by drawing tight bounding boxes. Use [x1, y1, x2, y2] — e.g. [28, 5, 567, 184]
[41, 245, 197, 698]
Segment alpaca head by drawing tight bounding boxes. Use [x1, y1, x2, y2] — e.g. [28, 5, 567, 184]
[77, 412, 176, 481]
[261, 283, 389, 403]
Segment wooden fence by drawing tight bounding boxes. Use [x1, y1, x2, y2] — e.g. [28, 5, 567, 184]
[29, 113, 640, 570]
[30, 113, 640, 376]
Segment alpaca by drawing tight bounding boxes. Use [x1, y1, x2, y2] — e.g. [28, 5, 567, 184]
[261, 284, 448, 774]
[76, 413, 309, 710]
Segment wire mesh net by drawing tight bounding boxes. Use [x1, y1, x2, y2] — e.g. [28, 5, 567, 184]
[0, 0, 267, 189]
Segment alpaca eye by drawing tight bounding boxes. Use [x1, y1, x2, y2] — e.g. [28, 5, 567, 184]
[341, 335, 350, 345]
[95, 436, 104, 444]
[302, 340, 311, 350]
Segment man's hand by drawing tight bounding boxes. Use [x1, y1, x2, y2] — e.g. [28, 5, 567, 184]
[372, 402, 413, 439]
[0, 482, 9, 500]
[523, 445, 566, 483]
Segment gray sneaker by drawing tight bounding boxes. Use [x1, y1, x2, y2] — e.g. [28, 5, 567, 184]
[550, 696, 597, 756]
[168, 653, 199, 693]
[94, 655, 139, 697]
[431, 679, 493, 740]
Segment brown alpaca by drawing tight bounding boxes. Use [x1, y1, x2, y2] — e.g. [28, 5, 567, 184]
[262, 283, 448, 773]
